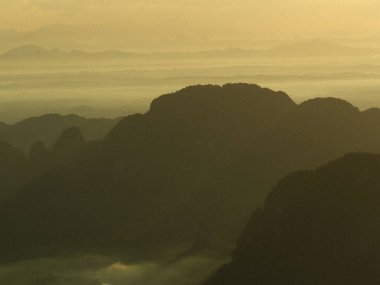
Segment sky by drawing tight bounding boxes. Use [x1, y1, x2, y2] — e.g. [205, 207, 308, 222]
[0, 0, 380, 41]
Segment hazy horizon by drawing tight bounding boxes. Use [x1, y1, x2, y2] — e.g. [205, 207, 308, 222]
[1, 2, 380, 285]
[1, 0, 380, 52]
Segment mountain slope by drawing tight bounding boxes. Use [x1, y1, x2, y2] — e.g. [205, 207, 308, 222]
[204, 153, 380, 285]
[0, 83, 297, 263]
[0, 141, 29, 199]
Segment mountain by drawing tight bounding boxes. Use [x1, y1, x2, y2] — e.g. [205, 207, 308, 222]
[0, 44, 257, 61]
[265, 39, 379, 57]
[0, 141, 29, 200]
[0, 44, 66, 59]
[257, 97, 380, 173]
[0, 125, 96, 201]
[0, 44, 135, 61]
[53, 127, 85, 152]
[0, 24, 118, 52]
[0, 113, 120, 153]
[0, 83, 297, 263]
[204, 153, 380, 285]
[1, 39, 377, 61]
[3, 83, 380, 266]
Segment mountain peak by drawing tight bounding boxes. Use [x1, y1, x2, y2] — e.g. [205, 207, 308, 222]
[0, 44, 66, 59]
[29, 140, 49, 164]
[149, 83, 296, 119]
[298, 97, 359, 115]
[53, 127, 85, 153]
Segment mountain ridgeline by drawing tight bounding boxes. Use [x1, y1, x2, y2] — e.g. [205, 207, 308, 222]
[1, 40, 378, 62]
[0, 114, 119, 200]
[1, 83, 380, 269]
[0, 113, 119, 153]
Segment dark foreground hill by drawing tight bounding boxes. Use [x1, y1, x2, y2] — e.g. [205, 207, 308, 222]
[204, 153, 380, 285]
[2, 83, 380, 266]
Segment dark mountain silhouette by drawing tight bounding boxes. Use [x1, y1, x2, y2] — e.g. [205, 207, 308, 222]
[0, 114, 112, 199]
[2, 83, 380, 265]
[53, 127, 85, 153]
[0, 125, 92, 201]
[0, 122, 8, 132]
[28, 126, 94, 175]
[29, 141, 51, 169]
[257, 97, 380, 173]
[0, 113, 119, 153]
[0, 141, 29, 200]
[204, 153, 380, 285]
[0, 84, 297, 263]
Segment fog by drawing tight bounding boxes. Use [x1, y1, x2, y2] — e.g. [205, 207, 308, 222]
[0, 50, 380, 122]
[1, 0, 379, 124]
[1, 1, 380, 285]
[0, 255, 226, 285]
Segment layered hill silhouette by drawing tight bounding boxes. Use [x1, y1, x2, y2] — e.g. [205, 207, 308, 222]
[1, 39, 378, 62]
[0, 113, 119, 152]
[0, 114, 118, 200]
[2, 84, 380, 265]
[0, 125, 98, 201]
[265, 39, 377, 57]
[0, 44, 66, 59]
[0, 44, 135, 61]
[204, 153, 380, 285]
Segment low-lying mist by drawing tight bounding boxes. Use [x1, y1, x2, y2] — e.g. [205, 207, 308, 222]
[0, 46, 380, 122]
[0, 255, 226, 285]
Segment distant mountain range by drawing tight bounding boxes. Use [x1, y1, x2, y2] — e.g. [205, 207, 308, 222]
[1, 39, 378, 61]
[0, 24, 128, 52]
[266, 39, 379, 57]
[0, 44, 135, 60]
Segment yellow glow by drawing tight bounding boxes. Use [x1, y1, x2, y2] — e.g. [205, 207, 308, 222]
[0, 0, 379, 39]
